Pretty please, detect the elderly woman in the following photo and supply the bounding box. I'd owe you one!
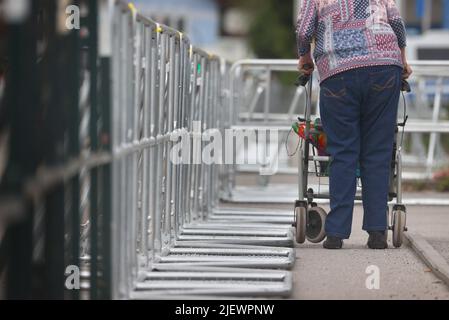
[296,0,412,249]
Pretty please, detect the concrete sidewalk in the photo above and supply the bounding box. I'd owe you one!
[405,205,449,264]
[292,204,449,300]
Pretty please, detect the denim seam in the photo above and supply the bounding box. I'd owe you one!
[325,232,350,239]
[362,226,388,231]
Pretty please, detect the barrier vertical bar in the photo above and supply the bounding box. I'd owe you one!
[148,25,158,264]
[88,0,99,300]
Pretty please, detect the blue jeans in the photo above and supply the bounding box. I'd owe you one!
[319,65,402,239]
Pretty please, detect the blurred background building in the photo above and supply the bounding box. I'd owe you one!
[133,0,253,61]
[134,0,219,46]
[134,0,449,62]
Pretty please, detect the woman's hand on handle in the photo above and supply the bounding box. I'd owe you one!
[401,48,413,79]
[402,63,413,80]
[298,53,315,75]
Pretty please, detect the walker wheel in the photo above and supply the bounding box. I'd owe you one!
[306,207,327,243]
[295,206,307,244]
[392,210,406,248]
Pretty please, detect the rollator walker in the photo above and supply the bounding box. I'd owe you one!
[293,67,409,248]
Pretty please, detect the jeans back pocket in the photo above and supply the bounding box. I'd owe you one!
[369,67,400,92]
[321,75,347,99]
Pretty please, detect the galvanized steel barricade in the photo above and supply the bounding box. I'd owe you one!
[106,1,293,299]
[223,59,449,206]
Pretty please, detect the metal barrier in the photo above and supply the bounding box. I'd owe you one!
[0,0,294,300]
[107,2,293,299]
[223,59,449,205]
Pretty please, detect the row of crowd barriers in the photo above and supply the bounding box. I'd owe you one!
[0,0,295,300]
[109,2,305,299]
[108,2,295,299]
[223,60,449,205]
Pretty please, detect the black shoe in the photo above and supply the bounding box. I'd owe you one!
[367,231,388,249]
[323,236,343,249]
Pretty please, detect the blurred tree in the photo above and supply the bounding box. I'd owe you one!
[229,0,297,84]
[230,0,296,59]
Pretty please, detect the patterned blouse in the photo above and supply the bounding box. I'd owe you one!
[296,0,407,82]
